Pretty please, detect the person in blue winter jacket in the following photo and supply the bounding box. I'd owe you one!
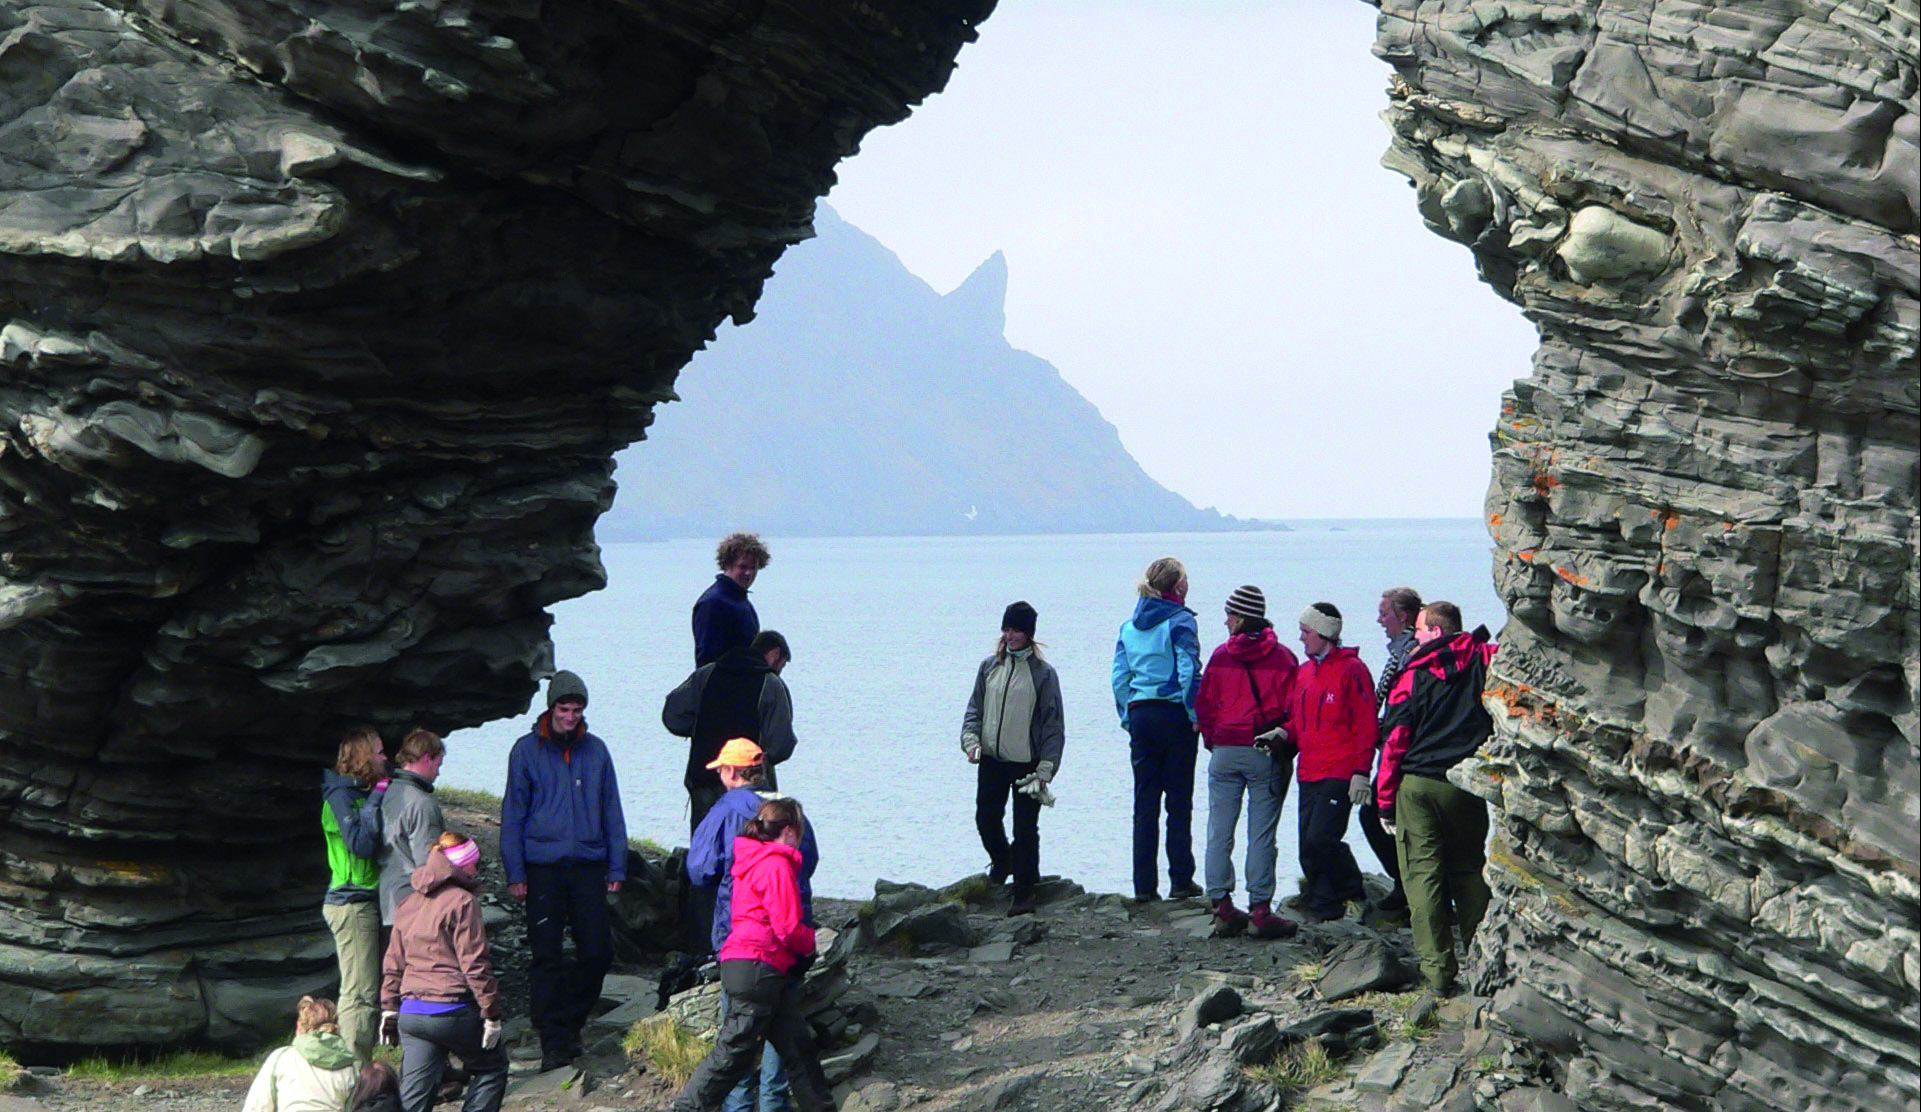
[1111,556,1204,903]
[688,738,819,1112]
[500,670,628,1073]
[693,532,770,666]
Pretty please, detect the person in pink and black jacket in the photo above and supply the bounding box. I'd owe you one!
[1283,601,1378,923]
[674,799,836,1112]
[1376,601,1497,994]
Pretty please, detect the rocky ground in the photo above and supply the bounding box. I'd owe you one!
[9,802,1545,1112]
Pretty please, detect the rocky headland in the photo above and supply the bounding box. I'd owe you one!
[1372,0,1918,1109]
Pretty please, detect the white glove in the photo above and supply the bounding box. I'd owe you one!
[1254,725,1290,750]
[1381,815,1397,838]
[1348,773,1371,807]
[1035,761,1056,783]
[380,1011,399,1048]
[481,1018,501,1049]
[1014,772,1056,807]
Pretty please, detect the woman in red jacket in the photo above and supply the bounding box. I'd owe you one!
[1285,602,1377,923]
[674,799,836,1112]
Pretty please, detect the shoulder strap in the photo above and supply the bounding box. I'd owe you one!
[1242,663,1269,719]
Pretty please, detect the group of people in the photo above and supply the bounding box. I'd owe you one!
[269,532,1497,1112]
[965,556,1499,998]
[1110,557,1496,993]
[287,532,831,1112]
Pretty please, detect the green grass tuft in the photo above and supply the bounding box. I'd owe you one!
[1246,1038,1342,1093]
[628,836,669,858]
[67,1050,261,1080]
[0,1052,22,1089]
[436,785,503,812]
[623,1016,710,1088]
[1292,960,1325,983]
[942,874,995,905]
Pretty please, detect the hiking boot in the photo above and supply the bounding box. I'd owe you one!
[1247,902,1297,940]
[1168,881,1204,900]
[1210,897,1248,938]
[1008,888,1037,916]
[986,863,1011,886]
[1131,890,1160,904]
[1299,903,1346,924]
[1379,887,1408,913]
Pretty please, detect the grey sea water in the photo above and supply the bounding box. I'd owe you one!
[444,521,1504,900]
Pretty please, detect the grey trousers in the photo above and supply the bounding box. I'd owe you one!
[398,1007,509,1112]
[1203,746,1287,905]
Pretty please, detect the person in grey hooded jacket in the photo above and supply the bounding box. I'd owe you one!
[961,601,1065,916]
[378,728,446,928]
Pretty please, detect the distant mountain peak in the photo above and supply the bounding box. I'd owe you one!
[946,250,1008,335]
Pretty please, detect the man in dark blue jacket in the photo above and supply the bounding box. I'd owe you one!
[693,532,770,666]
[501,670,628,1072]
[687,738,818,1112]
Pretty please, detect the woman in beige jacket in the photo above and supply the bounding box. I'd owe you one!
[241,996,356,1112]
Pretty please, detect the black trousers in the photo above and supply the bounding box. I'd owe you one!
[975,757,1041,889]
[674,960,834,1112]
[525,861,613,1050]
[397,1007,508,1112]
[1297,777,1366,917]
[1128,700,1197,897]
[1358,801,1405,898]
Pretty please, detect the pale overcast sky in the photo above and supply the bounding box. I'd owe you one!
[824,1,1541,521]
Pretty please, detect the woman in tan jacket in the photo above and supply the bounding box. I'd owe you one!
[380,831,508,1112]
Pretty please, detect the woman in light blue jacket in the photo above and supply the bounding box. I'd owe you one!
[1111,557,1203,903]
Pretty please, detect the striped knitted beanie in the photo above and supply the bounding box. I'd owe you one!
[1225,585,1266,622]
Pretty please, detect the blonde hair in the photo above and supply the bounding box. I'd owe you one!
[295,995,338,1035]
[334,726,386,787]
[433,831,471,853]
[1137,556,1185,598]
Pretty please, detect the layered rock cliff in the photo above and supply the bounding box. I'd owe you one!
[0,0,989,1053]
[1370,1,1918,1109]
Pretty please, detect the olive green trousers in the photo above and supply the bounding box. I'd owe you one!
[1394,774,1492,991]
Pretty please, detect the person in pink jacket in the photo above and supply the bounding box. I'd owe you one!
[1284,602,1377,922]
[674,799,836,1112]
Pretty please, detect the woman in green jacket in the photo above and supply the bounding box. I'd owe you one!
[322,725,388,1063]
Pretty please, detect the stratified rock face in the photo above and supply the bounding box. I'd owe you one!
[0,0,989,1053]
[1371,2,1918,1109]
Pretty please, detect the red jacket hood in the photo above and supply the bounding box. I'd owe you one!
[1215,627,1290,664]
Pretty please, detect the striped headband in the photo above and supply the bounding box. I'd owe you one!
[441,839,480,871]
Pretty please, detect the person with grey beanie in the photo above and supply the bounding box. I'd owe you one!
[501,670,627,1071]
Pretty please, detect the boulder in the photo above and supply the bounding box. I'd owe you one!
[1181,983,1243,1035]
[1314,938,1414,1001]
